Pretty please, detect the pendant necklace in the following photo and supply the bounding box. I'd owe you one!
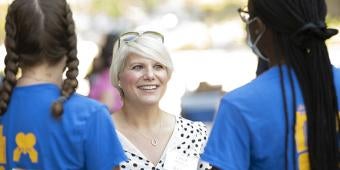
[139,114,162,146]
[127,111,162,147]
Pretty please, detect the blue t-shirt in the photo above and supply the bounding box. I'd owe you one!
[0,84,127,170]
[201,66,340,170]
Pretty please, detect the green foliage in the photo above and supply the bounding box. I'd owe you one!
[89,0,162,18]
[90,0,121,17]
[144,0,159,13]
[198,0,246,22]
[327,0,340,18]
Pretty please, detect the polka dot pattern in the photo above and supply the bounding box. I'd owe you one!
[117,116,211,169]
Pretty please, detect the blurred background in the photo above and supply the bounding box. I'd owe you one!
[0,0,339,123]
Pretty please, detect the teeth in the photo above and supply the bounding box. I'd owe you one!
[139,85,157,90]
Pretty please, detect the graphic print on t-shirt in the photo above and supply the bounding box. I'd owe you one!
[295,105,309,170]
[0,125,6,165]
[13,132,38,163]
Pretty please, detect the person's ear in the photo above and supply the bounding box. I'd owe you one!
[252,18,266,36]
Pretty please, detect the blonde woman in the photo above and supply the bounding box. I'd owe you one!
[110,31,211,170]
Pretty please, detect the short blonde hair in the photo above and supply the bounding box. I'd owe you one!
[109,32,174,89]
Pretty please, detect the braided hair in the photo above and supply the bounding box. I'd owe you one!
[0,0,79,118]
[252,0,339,169]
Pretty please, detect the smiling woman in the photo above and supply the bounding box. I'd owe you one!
[109,31,211,169]
[119,53,169,105]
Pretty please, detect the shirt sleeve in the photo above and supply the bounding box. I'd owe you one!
[83,105,127,170]
[201,98,250,169]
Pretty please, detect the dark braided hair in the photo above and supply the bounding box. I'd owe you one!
[51,2,79,117]
[0,0,79,118]
[0,4,19,115]
[252,0,339,169]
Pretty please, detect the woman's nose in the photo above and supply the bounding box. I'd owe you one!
[143,68,155,80]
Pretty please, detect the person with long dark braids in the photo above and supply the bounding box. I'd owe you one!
[201,0,339,169]
[0,0,126,169]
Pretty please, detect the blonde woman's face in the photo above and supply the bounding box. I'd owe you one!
[119,53,169,105]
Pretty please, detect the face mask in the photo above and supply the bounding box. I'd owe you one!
[246,17,269,62]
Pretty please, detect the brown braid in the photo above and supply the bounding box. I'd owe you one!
[51,3,79,117]
[0,6,19,115]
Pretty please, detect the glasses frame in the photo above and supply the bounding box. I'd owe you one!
[117,31,164,49]
[238,6,250,23]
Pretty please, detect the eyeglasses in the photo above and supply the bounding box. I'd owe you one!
[238,6,250,23]
[117,31,164,49]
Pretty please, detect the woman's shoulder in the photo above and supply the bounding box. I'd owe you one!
[176,116,208,137]
[173,116,209,158]
[177,116,207,127]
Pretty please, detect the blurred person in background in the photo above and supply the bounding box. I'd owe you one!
[110,31,211,170]
[87,32,123,113]
[0,0,126,169]
[202,0,339,169]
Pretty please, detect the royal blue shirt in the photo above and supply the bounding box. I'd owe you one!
[202,66,340,170]
[0,84,127,170]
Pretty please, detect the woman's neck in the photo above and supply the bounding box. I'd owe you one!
[120,104,163,129]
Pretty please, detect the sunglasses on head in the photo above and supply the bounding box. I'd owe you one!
[117,31,164,49]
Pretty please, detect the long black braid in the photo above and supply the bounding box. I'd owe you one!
[253,0,339,169]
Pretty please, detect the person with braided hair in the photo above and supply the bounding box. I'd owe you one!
[0,0,126,169]
[202,0,339,169]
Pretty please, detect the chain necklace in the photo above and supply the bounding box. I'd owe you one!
[139,118,162,146]
[126,111,163,147]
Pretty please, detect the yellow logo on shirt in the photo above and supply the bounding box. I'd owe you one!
[13,132,38,163]
[295,109,340,170]
[295,106,310,170]
[0,125,6,164]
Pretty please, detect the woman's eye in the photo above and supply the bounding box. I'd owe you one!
[131,65,143,70]
[154,64,164,70]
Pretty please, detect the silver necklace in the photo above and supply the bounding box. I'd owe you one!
[139,118,162,146]
[126,112,163,147]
